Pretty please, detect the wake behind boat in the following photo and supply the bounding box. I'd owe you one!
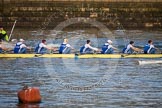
[138,60,162,65]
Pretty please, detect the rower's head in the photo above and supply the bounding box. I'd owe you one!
[63,38,68,43]
[107,40,113,44]
[148,40,153,44]
[130,41,134,45]
[19,39,25,42]
[42,39,46,44]
[87,40,91,44]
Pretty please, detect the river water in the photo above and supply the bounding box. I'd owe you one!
[0,30,162,108]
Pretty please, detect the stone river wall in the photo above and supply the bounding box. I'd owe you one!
[0,0,162,30]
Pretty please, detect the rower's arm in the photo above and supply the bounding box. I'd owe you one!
[45,46,52,50]
[131,46,142,52]
[112,46,118,50]
[0,45,8,50]
[22,44,31,50]
[45,46,58,52]
[154,47,159,50]
[88,45,98,51]
[27,47,32,50]
[67,44,74,50]
[70,46,74,50]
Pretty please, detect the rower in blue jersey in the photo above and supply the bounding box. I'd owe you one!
[14,39,31,54]
[122,41,142,54]
[80,40,99,54]
[101,40,118,54]
[59,38,73,54]
[35,39,55,54]
[144,40,157,54]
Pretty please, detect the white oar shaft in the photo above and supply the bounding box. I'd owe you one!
[9,20,17,41]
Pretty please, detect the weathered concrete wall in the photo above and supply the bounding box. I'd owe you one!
[0,0,162,29]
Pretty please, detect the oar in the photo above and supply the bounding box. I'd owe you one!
[121,54,130,58]
[121,52,138,58]
[156,48,162,54]
[34,54,44,57]
[71,49,80,54]
[9,20,17,41]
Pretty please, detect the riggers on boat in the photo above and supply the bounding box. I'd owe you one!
[0,54,162,58]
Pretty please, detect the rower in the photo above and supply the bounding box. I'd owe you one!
[14,39,30,54]
[101,40,118,54]
[35,39,55,54]
[59,38,74,54]
[80,40,99,54]
[0,26,9,42]
[122,41,142,54]
[0,40,8,53]
[144,40,157,54]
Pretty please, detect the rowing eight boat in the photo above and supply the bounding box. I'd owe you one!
[0,54,162,58]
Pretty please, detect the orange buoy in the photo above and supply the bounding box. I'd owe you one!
[18,85,41,103]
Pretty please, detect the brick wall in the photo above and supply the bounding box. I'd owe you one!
[0,0,162,29]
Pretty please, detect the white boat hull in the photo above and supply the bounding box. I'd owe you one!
[138,60,162,65]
